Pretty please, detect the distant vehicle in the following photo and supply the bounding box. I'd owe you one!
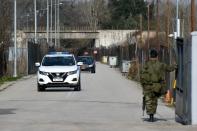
[35,52,83,91]
[77,56,96,73]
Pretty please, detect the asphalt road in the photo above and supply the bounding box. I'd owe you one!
[0,63,196,131]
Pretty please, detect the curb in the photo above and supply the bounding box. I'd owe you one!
[0,75,35,92]
[0,82,15,92]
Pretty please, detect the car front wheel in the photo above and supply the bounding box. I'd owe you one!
[37,83,45,91]
[74,79,81,91]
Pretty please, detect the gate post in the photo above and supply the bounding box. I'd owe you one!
[191,32,197,125]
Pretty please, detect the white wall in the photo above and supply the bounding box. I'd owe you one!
[191,31,197,125]
[95,30,136,47]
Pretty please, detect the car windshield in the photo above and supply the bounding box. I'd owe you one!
[77,57,94,65]
[42,56,75,66]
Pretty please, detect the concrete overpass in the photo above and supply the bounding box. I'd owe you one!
[23,30,136,47]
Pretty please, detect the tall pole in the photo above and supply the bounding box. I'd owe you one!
[14,0,17,77]
[57,0,60,48]
[34,0,37,43]
[147,4,150,50]
[47,0,49,43]
[176,0,180,38]
[55,0,57,47]
[156,0,159,51]
[166,0,170,49]
[191,0,196,32]
[140,14,142,34]
[50,0,53,44]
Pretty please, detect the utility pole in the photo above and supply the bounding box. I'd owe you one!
[57,0,60,48]
[14,0,17,77]
[50,0,53,45]
[47,0,49,43]
[55,0,57,47]
[34,0,37,43]
[191,0,196,32]
[147,4,150,50]
[176,0,180,38]
[140,14,143,34]
[166,0,170,49]
[156,0,159,50]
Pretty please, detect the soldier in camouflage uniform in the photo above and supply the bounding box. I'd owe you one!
[140,49,176,122]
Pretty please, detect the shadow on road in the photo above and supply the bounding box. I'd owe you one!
[43,88,75,92]
[142,117,168,122]
[0,108,17,115]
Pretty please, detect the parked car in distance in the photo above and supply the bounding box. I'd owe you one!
[35,52,82,91]
[77,56,96,73]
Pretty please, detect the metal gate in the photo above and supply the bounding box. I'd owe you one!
[175,38,192,125]
[28,42,41,74]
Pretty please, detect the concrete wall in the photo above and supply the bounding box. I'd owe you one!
[95,30,135,47]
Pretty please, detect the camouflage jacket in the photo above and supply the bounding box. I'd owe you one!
[140,60,176,94]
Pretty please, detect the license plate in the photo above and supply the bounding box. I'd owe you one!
[53,78,63,82]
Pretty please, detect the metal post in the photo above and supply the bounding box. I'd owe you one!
[50,0,53,44]
[14,0,17,77]
[34,0,37,43]
[176,0,180,38]
[191,0,196,32]
[26,13,29,30]
[156,0,159,50]
[57,0,60,48]
[55,0,57,47]
[147,4,150,50]
[47,0,49,43]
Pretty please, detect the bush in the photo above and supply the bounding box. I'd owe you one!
[128,60,140,81]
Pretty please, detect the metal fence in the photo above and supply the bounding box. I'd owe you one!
[28,41,48,74]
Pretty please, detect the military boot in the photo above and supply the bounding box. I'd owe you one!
[149,114,154,122]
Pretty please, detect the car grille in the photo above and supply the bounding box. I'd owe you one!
[47,72,67,82]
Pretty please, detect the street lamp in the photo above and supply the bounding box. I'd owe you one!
[47,0,49,43]
[14,0,17,77]
[34,0,37,44]
[47,0,63,47]
[176,0,180,38]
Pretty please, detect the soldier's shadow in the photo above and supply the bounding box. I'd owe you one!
[142,117,167,122]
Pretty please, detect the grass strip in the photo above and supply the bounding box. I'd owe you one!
[0,76,21,85]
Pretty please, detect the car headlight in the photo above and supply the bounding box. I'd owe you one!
[39,71,49,75]
[67,70,78,75]
[89,64,94,67]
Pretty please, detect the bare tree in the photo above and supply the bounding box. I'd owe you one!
[81,0,110,30]
[0,0,12,75]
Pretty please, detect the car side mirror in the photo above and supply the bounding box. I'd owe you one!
[77,62,83,66]
[35,62,40,67]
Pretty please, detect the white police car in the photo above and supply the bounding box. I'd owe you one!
[35,52,83,91]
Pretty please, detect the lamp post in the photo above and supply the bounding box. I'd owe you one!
[47,0,49,43]
[57,0,60,48]
[14,0,17,77]
[55,0,57,47]
[34,0,37,43]
[147,4,150,50]
[50,0,53,45]
[48,0,62,47]
[176,0,180,38]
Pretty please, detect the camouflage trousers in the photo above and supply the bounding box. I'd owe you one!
[144,93,158,115]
